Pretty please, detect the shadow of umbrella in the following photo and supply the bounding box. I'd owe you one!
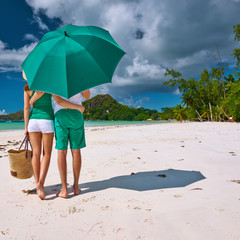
[79,169,206,195]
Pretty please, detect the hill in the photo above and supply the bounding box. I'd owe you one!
[0,111,24,121]
[82,94,159,121]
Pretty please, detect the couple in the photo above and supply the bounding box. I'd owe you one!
[23,71,90,200]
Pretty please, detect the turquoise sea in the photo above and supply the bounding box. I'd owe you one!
[0,120,168,131]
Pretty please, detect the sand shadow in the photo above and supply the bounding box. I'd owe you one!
[23,169,205,199]
[79,169,206,195]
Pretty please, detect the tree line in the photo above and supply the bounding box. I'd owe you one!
[160,24,240,122]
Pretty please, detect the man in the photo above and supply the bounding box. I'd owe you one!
[52,90,90,198]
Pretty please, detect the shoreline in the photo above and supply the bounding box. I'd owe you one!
[0,120,237,131]
[0,120,174,132]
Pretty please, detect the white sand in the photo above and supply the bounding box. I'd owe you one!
[0,122,240,240]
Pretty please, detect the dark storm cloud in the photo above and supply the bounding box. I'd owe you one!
[158,0,239,60]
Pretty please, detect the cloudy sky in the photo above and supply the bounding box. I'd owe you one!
[1,0,240,114]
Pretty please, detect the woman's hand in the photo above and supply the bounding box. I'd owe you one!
[24,128,28,136]
[78,105,85,113]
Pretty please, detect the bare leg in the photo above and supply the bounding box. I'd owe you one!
[57,150,68,198]
[37,133,54,200]
[71,149,81,195]
[29,132,42,191]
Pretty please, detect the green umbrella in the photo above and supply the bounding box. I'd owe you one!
[21,24,125,98]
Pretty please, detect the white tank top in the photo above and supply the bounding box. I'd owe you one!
[52,93,82,114]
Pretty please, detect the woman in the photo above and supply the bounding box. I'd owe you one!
[24,72,54,200]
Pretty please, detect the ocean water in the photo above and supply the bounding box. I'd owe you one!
[0,120,167,131]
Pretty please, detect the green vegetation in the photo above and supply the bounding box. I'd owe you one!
[82,94,160,121]
[161,24,240,122]
[0,111,24,121]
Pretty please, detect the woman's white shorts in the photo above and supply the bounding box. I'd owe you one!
[28,119,54,133]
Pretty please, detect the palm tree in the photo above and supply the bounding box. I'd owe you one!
[173,105,188,122]
[200,105,211,121]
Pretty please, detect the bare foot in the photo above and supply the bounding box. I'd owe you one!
[56,188,68,198]
[72,184,81,195]
[37,183,45,200]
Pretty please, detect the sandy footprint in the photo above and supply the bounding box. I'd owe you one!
[144,218,153,224]
[174,194,182,198]
[215,207,224,212]
[127,204,142,210]
[113,227,124,233]
[228,233,240,239]
[229,151,237,156]
[0,229,9,236]
[60,213,67,218]
[134,206,141,210]
[84,222,104,238]
[104,163,112,167]
[82,195,96,203]
[68,206,85,214]
[230,180,240,184]
[100,205,109,211]
[88,169,96,174]
[22,189,36,195]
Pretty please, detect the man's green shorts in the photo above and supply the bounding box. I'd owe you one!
[54,109,86,150]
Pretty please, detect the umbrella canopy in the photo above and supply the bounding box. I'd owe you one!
[21,24,125,98]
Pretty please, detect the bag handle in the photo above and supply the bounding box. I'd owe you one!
[19,134,32,158]
[19,135,27,150]
[24,135,32,151]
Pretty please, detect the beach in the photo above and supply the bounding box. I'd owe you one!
[0,122,240,240]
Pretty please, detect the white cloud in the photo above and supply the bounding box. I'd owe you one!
[32,14,49,31]
[173,88,181,96]
[0,109,7,115]
[87,84,111,97]
[0,40,37,73]
[127,56,165,80]
[118,95,150,108]
[23,34,39,42]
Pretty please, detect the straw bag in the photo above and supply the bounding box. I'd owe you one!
[8,135,33,179]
